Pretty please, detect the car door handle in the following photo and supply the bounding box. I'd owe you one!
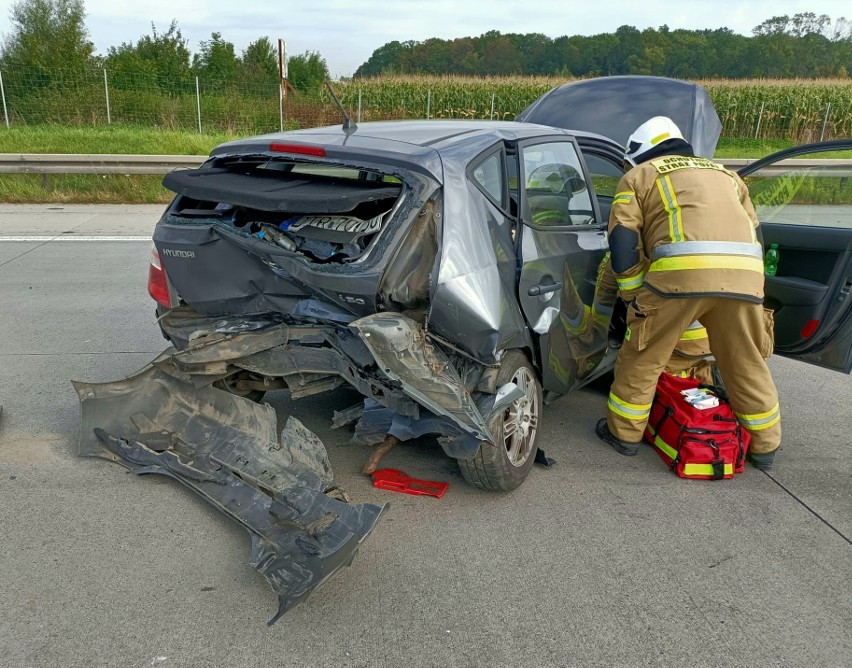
[528,282,562,296]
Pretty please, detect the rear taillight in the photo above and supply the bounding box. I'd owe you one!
[148,244,172,308]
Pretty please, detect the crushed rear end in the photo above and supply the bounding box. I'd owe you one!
[74,129,514,621]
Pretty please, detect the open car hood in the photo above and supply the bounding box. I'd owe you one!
[517,75,722,158]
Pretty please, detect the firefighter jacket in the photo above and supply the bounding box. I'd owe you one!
[608,155,764,303]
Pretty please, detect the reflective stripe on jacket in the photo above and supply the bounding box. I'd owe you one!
[608,155,764,301]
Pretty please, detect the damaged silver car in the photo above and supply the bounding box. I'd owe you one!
[76,76,852,622]
[146,121,629,489]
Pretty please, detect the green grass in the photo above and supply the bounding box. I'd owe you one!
[0,125,240,203]
[0,174,173,204]
[0,125,236,155]
[1,125,836,158]
[715,138,852,159]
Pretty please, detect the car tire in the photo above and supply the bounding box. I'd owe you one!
[213,372,266,403]
[458,350,542,492]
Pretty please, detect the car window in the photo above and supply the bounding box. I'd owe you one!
[743,149,852,228]
[582,153,625,224]
[268,163,400,183]
[583,154,624,199]
[522,141,594,227]
[470,151,504,206]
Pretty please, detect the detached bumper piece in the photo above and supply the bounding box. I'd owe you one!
[73,365,385,625]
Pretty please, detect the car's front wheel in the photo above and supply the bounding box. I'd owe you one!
[458,351,542,492]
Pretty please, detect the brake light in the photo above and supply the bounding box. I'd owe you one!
[269,142,326,157]
[148,244,172,308]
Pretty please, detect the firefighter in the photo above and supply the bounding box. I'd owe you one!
[596,116,781,470]
[665,321,717,385]
[596,254,717,384]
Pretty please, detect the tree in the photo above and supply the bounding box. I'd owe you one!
[241,37,277,80]
[287,50,329,93]
[1,0,94,75]
[354,40,410,77]
[104,21,192,91]
[752,15,790,37]
[352,15,850,79]
[477,31,521,75]
[193,31,238,83]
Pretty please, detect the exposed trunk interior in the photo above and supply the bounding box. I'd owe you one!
[163,158,404,264]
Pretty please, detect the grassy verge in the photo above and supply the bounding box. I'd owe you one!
[0,125,235,155]
[0,126,845,204]
[0,174,172,204]
[0,125,235,203]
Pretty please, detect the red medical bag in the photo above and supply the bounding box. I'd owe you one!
[644,373,750,480]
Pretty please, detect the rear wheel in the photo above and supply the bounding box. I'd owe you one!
[458,351,542,492]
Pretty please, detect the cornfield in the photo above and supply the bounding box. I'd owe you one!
[1,65,850,140]
[700,79,852,141]
[327,76,852,141]
[330,76,559,122]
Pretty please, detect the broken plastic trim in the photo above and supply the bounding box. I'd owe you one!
[350,313,495,443]
[73,364,385,624]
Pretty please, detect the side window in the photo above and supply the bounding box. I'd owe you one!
[583,153,626,224]
[583,154,625,199]
[744,151,852,227]
[522,141,594,227]
[470,151,505,207]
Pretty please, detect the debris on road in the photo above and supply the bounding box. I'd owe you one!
[370,468,449,498]
[73,357,386,625]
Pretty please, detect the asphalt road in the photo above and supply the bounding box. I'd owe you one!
[1,205,850,668]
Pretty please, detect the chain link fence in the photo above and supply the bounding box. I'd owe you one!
[1,66,850,141]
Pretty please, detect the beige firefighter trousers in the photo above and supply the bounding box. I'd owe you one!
[607,288,781,454]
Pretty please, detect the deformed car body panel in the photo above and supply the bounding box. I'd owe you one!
[350,313,494,444]
[73,363,385,624]
[428,130,536,362]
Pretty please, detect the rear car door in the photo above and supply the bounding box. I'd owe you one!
[739,140,852,373]
[515,137,610,395]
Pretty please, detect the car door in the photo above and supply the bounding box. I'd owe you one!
[739,140,852,373]
[515,137,610,396]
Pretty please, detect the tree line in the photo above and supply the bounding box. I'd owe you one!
[355,14,852,79]
[0,0,330,93]
[2,1,849,94]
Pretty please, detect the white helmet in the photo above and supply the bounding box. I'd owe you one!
[624,116,685,166]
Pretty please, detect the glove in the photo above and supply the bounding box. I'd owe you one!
[608,297,628,349]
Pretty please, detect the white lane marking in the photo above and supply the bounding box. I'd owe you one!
[0,236,151,241]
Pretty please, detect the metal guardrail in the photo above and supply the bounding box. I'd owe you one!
[0,153,204,175]
[0,154,849,180]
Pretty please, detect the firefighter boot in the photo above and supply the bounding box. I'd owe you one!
[746,449,777,471]
[596,418,641,456]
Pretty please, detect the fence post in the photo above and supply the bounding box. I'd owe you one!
[103,68,111,125]
[195,76,202,132]
[426,89,431,119]
[490,94,495,121]
[0,69,8,128]
[820,102,831,141]
[357,88,362,123]
[754,101,764,139]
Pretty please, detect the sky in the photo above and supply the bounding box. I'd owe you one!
[1,0,849,77]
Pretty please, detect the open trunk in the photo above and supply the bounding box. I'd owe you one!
[156,155,437,321]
